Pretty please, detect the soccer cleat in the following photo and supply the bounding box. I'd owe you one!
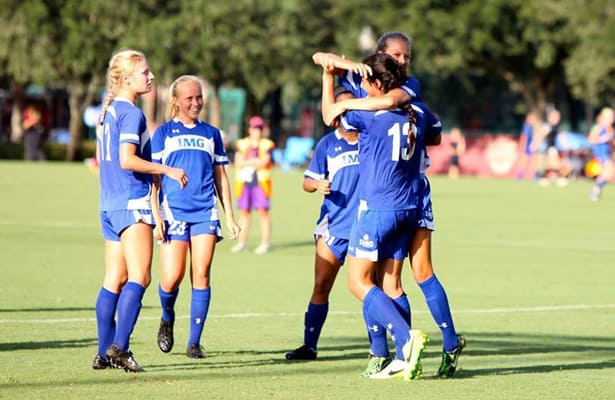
[105,344,145,373]
[438,334,466,378]
[231,242,248,253]
[92,354,111,370]
[369,359,410,380]
[590,187,601,202]
[186,343,205,359]
[254,243,270,255]
[401,329,429,380]
[285,344,317,360]
[361,354,392,377]
[157,319,174,353]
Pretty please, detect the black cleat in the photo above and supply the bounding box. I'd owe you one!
[438,334,466,378]
[157,319,174,353]
[285,344,317,360]
[186,343,205,359]
[105,343,145,373]
[92,354,111,370]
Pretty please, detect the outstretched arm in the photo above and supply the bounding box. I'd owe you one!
[312,52,372,78]
[335,88,410,111]
[120,142,188,189]
[303,177,331,195]
[321,67,338,126]
[329,87,413,127]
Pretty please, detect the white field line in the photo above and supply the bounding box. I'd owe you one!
[1,303,614,324]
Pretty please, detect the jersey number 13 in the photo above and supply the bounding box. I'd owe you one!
[388,122,417,161]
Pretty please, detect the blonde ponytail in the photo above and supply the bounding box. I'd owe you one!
[98,49,146,126]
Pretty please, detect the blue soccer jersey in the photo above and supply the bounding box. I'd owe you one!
[340,69,435,183]
[98,98,153,211]
[339,71,422,102]
[420,102,442,164]
[151,118,229,223]
[341,107,425,211]
[592,125,612,163]
[304,129,360,240]
[521,122,535,155]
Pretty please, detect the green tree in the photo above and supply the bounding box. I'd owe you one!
[0,0,56,142]
[0,0,180,159]
[556,0,615,124]
[136,0,335,140]
[403,0,575,120]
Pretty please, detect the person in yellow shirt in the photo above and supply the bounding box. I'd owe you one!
[232,116,275,254]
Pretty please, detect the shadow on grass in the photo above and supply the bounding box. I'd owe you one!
[0,305,157,313]
[3,331,615,390]
[456,359,615,378]
[455,331,615,357]
[146,330,615,375]
[147,339,370,373]
[2,330,614,384]
[0,337,97,352]
[424,331,615,379]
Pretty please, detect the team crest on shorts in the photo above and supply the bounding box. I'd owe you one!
[359,234,374,248]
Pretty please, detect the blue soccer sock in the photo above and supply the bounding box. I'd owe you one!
[419,274,458,351]
[393,293,411,325]
[303,302,328,350]
[95,287,119,356]
[188,287,211,346]
[362,303,389,357]
[596,178,607,188]
[362,293,411,357]
[363,287,410,360]
[113,281,145,351]
[158,284,179,322]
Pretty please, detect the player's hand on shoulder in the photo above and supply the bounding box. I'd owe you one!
[351,62,372,78]
[165,166,188,189]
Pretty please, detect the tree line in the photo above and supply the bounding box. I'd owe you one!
[1,0,613,160]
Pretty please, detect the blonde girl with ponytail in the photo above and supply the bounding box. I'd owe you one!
[93,50,187,373]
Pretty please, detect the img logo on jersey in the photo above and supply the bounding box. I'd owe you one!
[167,134,214,154]
[342,152,359,165]
[178,136,206,148]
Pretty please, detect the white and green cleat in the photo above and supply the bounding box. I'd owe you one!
[401,329,429,380]
[368,359,410,380]
[361,355,392,378]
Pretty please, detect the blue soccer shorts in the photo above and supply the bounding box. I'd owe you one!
[100,209,154,241]
[348,208,417,262]
[163,219,223,243]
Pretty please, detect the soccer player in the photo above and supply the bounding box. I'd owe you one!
[314,31,465,379]
[535,108,571,186]
[588,107,615,201]
[93,49,187,372]
[447,127,466,179]
[515,111,539,181]
[231,116,275,255]
[152,75,240,359]
[321,53,430,380]
[285,86,359,361]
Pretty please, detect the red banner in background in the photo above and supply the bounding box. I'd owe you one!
[427,134,520,178]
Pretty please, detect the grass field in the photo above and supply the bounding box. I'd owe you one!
[1,160,614,400]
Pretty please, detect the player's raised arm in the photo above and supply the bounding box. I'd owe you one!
[320,66,338,126]
[312,52,372,78]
